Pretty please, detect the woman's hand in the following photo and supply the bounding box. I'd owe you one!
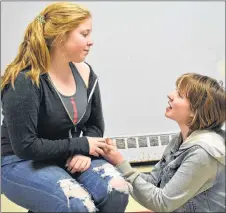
[101,138,125,166]
[66,154,91,174]
[86,137,107,157]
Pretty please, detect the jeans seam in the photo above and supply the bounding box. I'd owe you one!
[2,174,68,208]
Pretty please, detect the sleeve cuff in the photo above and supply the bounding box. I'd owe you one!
[116,160,140,183]
[70,136,90,156]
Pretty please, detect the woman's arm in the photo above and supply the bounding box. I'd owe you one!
[139,160,162,186]
[116,148,217,212]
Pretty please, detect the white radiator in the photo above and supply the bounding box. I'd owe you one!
[110,132,179,163]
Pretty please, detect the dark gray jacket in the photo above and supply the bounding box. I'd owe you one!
[1,62,104,160]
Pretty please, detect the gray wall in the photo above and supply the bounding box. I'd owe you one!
[1,1,225,136]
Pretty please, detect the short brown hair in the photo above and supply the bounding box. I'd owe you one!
[176,73,226,132]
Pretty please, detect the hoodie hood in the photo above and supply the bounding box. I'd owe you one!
[179,129,225,165]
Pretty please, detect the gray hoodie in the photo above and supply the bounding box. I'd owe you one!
[116,129,225,212]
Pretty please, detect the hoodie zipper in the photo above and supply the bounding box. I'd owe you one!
[47,75,98,138]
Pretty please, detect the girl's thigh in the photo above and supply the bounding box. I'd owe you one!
[1,156,96,212]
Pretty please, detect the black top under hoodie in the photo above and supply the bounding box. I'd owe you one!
[1,62,105,161]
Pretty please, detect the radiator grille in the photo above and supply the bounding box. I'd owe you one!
[110,132,179,163]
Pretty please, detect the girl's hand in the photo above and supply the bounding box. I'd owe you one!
[101,138,125,166]
[66,154,91,173]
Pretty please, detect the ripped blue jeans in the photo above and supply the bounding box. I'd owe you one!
[1,155,129,212]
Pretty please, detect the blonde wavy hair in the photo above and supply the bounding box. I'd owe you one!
[176,73,226,132]
[1,2,91,89]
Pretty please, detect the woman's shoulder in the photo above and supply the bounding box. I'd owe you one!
[2,68,43,97]
[83,62,98,79]
[72,61,97,78]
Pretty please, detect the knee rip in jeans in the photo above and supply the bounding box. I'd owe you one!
[92,163,129,194]
[58,179,97,212]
